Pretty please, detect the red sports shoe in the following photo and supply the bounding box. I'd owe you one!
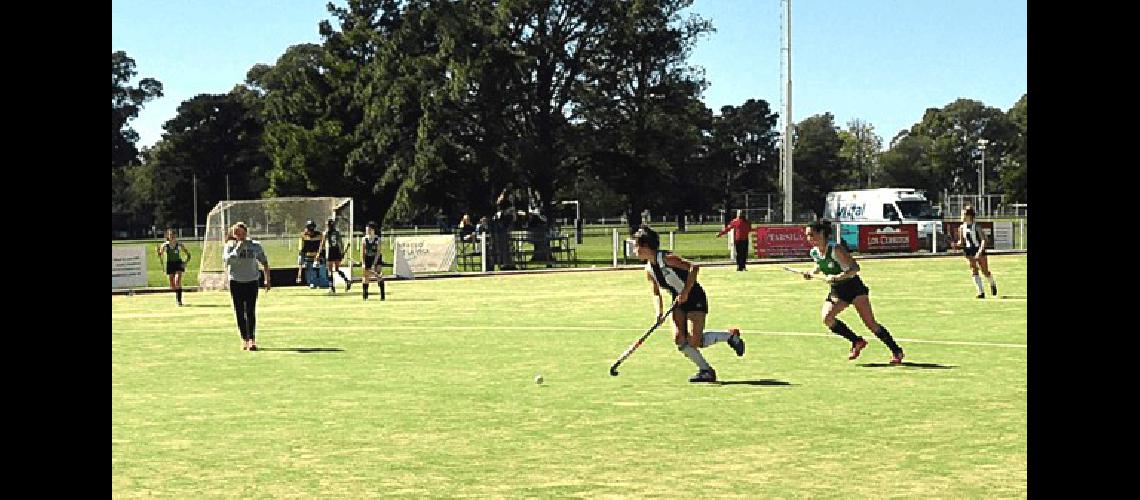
[848,338,868,360]
[890,350,905,365]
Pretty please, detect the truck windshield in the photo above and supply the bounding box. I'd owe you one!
[896,200,937,219]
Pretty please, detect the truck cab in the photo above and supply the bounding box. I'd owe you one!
[824,188,944,251]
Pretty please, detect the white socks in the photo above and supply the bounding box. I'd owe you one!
[679,345,711,370]
[973,275,985,294]
[701,331,732,348]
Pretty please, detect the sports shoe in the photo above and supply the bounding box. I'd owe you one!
[727,328,745,357]
[976,293,984,299]
[346,280,352,291]
[241,340,249,351]
[849,338,868,360]
[889,350,905,365]
[689,368,717,383]
[248,342,258,352]
[991,285,998,296]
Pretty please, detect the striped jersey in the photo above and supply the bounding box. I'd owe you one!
[299,231,322,258]
[646,251,703,297]
[960,223,985,249]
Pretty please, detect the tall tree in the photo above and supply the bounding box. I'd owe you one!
[576,0,713,232]
[838,118,882,188]
[112,51,164,169]
[879,133,939,194]
[701,98,780,217]
[155,90,268,227]
[792,112,851,217]
[112,51,164,229]
[1001,93,1027,202]
[905,99,1016,196]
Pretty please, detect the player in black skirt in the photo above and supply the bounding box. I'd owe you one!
[157,229,191,306]
[360,221,385,300]
[954,206,998,299]
[801,220,905,364]
[320,218,352,294]
[633,226,745,383]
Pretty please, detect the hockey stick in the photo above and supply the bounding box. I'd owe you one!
[609,300,680,377]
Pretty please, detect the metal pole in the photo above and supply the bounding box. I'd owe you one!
[782,0,794,223]
[225,173,231,201]
[480,232,487,272]
[612,228,619,267]
[729,228,736,261]
[670,231,675,250]
[977,139,988,217]
[192,173,198,238]
[1019,217,1025,250]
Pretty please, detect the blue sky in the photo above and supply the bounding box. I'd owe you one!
[112,0,1026,150]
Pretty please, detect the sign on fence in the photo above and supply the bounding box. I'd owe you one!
[393,235,457,279]
[112,247,148,288]
[992,222,1014,250]
[858,224,919,253]
[754,226,812,258]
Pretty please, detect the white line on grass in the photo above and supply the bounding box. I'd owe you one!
[133,324,1024,349]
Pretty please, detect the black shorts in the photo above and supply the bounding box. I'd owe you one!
[166,261,186,275]
[364,255,383,268]
[327,248,344,262]
[674,286,710,314]
[963,247,982,258]
[827,276,870,304]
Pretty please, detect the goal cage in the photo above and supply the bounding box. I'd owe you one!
[198,197,354,290]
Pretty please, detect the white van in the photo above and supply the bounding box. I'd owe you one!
[823,188,943,250]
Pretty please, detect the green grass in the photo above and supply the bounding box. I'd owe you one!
[112,254,1027,498]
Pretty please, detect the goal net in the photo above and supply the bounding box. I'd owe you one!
[198,197,353,290]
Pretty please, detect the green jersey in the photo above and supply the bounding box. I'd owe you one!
[809,243,845,276]
[162,241,185,264]
[363,235,380,257]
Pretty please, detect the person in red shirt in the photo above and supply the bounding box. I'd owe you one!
[717,210,752,271]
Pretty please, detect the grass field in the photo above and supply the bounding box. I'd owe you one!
[112,254,1027,498]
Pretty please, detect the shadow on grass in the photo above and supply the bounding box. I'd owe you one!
[255,347,345,353]
[712,379,793,386]
[181,304,228,308]
[858,362,955,369]
[999,295,1027,299]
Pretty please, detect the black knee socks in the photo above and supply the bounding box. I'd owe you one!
[829,320,862,343]
[875,325,902,354]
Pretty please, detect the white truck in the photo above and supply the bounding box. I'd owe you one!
[823,188,944,251]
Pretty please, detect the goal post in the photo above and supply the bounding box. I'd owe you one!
[198,197,354,290]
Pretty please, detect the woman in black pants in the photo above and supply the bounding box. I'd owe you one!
[223,222,271,351]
